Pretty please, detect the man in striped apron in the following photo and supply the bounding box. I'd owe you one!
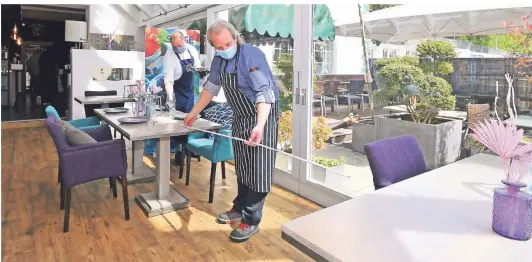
[184,20,279,242]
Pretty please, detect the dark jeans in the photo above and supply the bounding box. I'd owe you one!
[233,181,268,225]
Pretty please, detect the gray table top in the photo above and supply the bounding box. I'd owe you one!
[94,109,221,141]
[282,154,531,262]
[74,96,136,105]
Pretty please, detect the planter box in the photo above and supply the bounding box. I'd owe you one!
[312,165,346,190]
[351,113,463,169]
[351,121,376,153]
[276,153,292,171]
[373,114,463,169]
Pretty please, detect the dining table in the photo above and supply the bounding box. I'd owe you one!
[74,95,135,107]
[94,108,221,217]
[282,153,531,262]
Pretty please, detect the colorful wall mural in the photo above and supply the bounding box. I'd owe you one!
[144,28,201,155]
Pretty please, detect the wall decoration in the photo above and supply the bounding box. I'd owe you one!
[144,27,201,155]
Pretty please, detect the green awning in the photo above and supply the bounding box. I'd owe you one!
[229,4,335,41]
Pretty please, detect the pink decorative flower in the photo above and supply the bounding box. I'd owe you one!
[152,86,161,94]
[471,73,532,184]
[471,119,522,159]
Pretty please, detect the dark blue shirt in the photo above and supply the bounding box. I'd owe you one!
[203,43,279,104]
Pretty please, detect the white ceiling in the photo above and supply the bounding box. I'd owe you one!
[135,4,215,27]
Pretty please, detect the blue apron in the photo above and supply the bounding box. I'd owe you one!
[174,48,195,113]
[144,47,196,156]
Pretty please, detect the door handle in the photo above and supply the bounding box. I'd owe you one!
[295,70,301,104]
[301,89,307,106]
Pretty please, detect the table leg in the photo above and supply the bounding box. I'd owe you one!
[135,137,190,217]
[126,140,156,184]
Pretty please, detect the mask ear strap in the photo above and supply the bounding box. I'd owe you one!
[233,43,240,73]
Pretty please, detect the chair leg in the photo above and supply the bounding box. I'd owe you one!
[60,181,65,210]
[209,163,217,203]
[221,161,226,180]
[63,187,72,233]
[186,150,192,186]
[121,176,130,220]
[110,177,117,198]
[179,147,186,179]
[114,129,117,139]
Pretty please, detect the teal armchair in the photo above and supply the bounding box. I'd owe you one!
[185,129,234,203]
[45,105,102,131]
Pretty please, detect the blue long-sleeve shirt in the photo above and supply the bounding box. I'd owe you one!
[203,44,279,104]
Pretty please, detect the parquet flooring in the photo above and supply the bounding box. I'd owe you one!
[1,123,321,262]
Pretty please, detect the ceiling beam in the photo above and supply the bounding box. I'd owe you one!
[117,4,140,24]
[140,4,215,27]
[158,4,168,13]
[134,4,151,17]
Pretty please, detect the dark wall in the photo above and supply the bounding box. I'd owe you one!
[20,19,65,43]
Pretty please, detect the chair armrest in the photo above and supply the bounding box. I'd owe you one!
[59,139,127,188]
[69,116,101,128]
[82,124,113,142]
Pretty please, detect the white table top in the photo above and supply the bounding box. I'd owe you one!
[94,109,221,141]
[282,153,531,262]
[74,95,135,105]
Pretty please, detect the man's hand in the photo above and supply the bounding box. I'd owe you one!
[246,125,264,147]
[183,113,198,127]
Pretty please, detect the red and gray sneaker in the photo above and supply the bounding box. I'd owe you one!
[216,209,242,224]
[230,223,260,242]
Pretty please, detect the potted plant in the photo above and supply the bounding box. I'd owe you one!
[312,156,346,188]
[275,113,341,174]
[471,74,532,241]
[276,111,293,171]
[352,41,462,169]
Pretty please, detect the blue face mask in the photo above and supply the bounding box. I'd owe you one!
[216,44,237,60]
[173,46,186,54]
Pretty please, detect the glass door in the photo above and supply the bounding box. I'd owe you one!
[203,4,350,207]
[290,4,350,206]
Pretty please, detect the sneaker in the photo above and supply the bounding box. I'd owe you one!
[216,209,242,224]
[230,223,259,242]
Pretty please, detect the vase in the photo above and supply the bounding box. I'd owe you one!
[492,179,532,241]
[134,99,145,116]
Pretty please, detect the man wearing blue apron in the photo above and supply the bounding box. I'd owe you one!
[163,31,202,164]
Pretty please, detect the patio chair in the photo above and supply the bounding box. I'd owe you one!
[185,129,234,203]
[45,105,101,131]
[314,80,338,116]
[340,80,368,112]
[84,90,125,138]
[44,116,130,232]
[364,135,427,190]
[323,80,340,116]
[460,104,490,158]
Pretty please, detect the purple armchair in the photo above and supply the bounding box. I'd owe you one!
[364,135,427,190]
[44,117,130,232]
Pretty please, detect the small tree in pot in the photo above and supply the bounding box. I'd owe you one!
[375,62,456,123]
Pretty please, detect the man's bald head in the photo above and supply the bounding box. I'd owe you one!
[170,31,185,47]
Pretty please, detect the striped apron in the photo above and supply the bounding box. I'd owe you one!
[218,45,278,193]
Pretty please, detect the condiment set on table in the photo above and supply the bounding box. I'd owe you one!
[103,80,164,124]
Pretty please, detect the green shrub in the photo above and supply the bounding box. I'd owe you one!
[313,156,346,167]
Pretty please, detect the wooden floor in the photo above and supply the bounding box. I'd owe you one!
[1,123,321,262]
